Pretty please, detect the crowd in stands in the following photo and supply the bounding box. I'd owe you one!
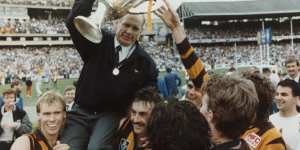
[0,44,185,84]
[1,42,296,82]
[187,21,300,40]
[0,46,82,85]
[187,28,257,40]
[195,43,300,69]
[142,41,184,71]
[0,42,298,82]
[144,42,300,71]
[1,16,300,39]
[29,18,68,34]
[0,18,68,34]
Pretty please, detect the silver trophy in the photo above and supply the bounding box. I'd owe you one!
[74,0,163,43]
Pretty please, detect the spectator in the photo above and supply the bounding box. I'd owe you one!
[10,80,24,110]
[34,67,43,97]
[0,89,32,150]
[0,80,24,110]
[25,76,33,97]
[164,67,181,99]
[63,86,76,111]
[226,63,237,75]
[263,67,280,91]
[269,79,300,150]
[157,77,168,99]
[284,56,300,83]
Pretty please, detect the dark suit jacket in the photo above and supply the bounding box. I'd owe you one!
[66,0,158,114]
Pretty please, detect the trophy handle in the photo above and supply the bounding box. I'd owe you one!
[74,1,109,43]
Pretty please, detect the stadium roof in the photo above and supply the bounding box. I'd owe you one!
[178,0,300,20]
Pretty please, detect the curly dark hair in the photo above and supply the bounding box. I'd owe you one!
[241,71,275,125]
[133,86,163,104]
[147,101,211,150]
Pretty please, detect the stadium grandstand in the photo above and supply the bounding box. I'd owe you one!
[177,0,300,70]
[1,1,300,149]
[0,0,300,79]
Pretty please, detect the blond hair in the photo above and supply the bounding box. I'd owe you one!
[36,91,66,113]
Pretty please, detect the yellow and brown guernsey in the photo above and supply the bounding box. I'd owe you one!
[176,38,209,88]
[27,130,52,150]
[113,118,135,150]
[242,122,286,150]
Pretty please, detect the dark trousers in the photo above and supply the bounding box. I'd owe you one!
[0,141,13,150]
[61,106,121,150]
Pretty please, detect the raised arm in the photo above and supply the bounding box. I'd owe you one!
[155,0,209,89]
[65,0,98,61]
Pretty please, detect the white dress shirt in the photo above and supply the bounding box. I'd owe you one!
[114,37,135,63]
[66,101,75,111]
[284,73,300,83]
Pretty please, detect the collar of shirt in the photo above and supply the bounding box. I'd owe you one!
[67,101,74,111]
[114,37,136,63]
[285,73,300,83]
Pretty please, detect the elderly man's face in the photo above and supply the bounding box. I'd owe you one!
[116,15,143,46]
